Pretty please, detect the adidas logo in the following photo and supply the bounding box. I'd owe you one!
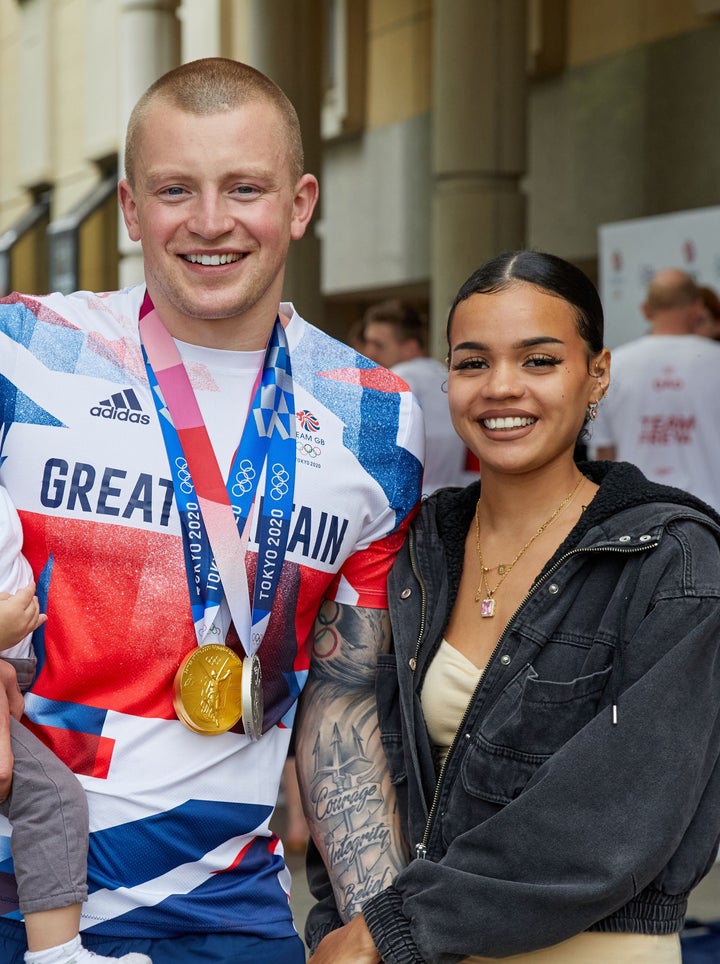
[90,388,151,425]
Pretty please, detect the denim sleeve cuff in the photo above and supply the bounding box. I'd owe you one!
[363,886,423,964]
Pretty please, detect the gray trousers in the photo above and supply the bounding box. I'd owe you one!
[0,717,88,914]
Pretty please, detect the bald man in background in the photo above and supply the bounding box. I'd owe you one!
[591,268,720,512]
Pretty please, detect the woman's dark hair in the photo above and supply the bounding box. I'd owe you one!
[447,250,604,356]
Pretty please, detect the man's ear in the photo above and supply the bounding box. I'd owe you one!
[118,179,141,243]
[290,174,319,241]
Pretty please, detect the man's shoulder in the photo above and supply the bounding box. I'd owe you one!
[0,285,144,331]
[290,310,412,397]
[288,309,423,498]
[609,334,687,369]
[609,334,652,356]
[685,334,720,356]
[617,333,720,366]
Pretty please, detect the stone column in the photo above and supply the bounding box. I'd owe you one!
[430,0,527,357]
[118,0,181,287]
[179,0,222,62]
[248,0,324,326]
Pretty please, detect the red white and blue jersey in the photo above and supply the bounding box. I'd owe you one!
[0,287,423,938]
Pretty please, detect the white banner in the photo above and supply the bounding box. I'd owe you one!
[598,206,720,348]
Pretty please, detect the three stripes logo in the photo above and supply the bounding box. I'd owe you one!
[90,388,150,425]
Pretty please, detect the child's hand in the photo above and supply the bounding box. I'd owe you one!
[0,582,47,650]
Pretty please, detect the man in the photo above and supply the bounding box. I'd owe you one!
[591,267,720,512]
[363,299,475,495]
[0,58,422,963]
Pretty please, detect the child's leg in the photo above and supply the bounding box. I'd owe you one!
[1,718,88,948]
[23,905,82,953]
[2,722,153,963]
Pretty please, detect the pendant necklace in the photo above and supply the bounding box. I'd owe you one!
[474,473,584,618]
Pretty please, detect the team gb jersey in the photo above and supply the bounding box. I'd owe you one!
[0,286,423,939]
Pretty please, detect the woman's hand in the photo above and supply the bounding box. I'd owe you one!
[308,914,382,964]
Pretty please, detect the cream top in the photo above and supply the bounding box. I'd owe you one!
[421,638,483,766]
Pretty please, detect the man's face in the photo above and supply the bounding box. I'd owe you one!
[118,100,318,348]
[363,321,407,368]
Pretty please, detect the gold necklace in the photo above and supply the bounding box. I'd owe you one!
[474,473,584,618]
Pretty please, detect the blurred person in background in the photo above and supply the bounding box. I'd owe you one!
[591,268,720,512]
[696,284,720,341]
[363,298,477,496]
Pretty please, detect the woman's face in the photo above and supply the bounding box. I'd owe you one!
[447,282,609,478]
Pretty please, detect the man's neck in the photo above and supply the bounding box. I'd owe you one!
[147,296,283,351]
[170,318,275,351]
[650,315,695,336]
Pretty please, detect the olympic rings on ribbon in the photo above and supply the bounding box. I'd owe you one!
[231,459,257,497]
[270,463,290,500]
[175,457,195,494]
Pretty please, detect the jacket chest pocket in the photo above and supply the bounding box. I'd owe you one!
[460,662,612,806]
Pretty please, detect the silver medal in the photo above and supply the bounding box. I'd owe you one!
[242,653,264,741]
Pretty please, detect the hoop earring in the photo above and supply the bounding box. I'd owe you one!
[587,400,599,422]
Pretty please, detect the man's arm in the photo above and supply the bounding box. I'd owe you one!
[295,599,409,927]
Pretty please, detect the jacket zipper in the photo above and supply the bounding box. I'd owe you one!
[412,539,657,860]
[407,526,427,672]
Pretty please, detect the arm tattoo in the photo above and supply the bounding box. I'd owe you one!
[296,600,409,921]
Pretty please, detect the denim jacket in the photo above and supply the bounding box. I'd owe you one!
[306,461,720,962]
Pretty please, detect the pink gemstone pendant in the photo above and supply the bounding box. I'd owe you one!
[480,597,496,618]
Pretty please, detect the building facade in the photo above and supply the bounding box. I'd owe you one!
[1,0,719,352]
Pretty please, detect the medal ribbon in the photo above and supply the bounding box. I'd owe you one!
[138,293,296,657]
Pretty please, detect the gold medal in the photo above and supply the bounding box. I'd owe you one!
[241,653,264,742]
[173,644,243,735]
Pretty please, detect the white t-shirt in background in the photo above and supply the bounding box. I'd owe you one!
[590,334,720,512]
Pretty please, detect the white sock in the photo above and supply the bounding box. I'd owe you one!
[24,936,153,964]
[25,935,82,963]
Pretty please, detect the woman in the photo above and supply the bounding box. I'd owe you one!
[308,251,720,962]
[697,284,720,341]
